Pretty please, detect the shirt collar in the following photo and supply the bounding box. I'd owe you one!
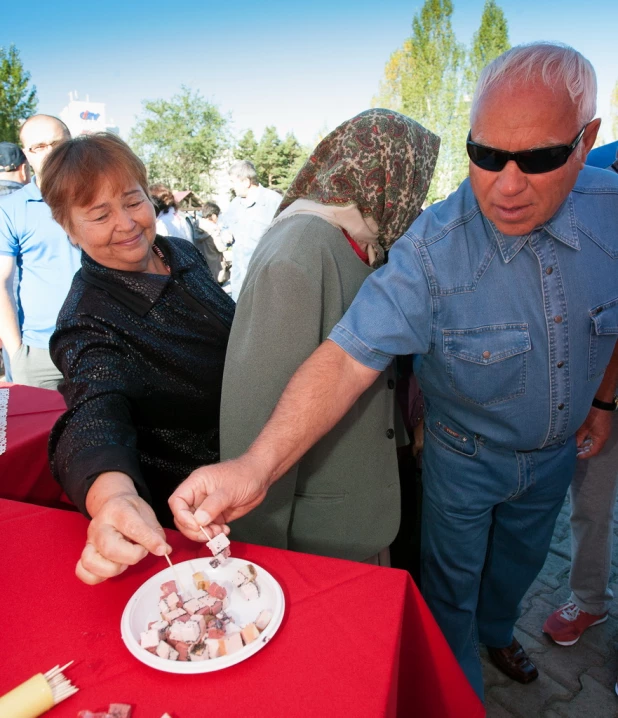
[80,236,194,317]
[487,194,580,263]
[23,179,43,202]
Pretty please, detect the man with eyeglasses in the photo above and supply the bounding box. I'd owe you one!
[0,115,81,389]
[169,43,618,701]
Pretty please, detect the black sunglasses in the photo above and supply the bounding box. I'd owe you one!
[466,125,587,174]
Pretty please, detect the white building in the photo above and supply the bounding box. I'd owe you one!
[59,92,119,137]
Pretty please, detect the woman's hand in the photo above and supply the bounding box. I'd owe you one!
[169,455,270,542]
[77,473,171,585]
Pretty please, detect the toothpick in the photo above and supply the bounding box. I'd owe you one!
[164,551,187,596]
[199,525,212,542]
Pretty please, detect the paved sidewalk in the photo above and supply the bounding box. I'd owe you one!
[483,494,618,717]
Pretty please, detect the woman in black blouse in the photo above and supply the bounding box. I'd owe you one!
[41,133,234,585]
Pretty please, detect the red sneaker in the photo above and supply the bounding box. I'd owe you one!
[542,602,608,646]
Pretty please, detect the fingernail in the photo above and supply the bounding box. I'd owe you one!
[155,545,168,556]
[194,510,210,526]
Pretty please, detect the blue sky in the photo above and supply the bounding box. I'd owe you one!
[2,0,617,145]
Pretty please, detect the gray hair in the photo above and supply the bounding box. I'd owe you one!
[229,159,258,185]
[471,42,597,127]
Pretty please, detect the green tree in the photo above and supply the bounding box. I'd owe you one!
[278,132,309,189]
[249,127,309,192]
[0,45,37,143]
[467,0,510,88]
[373,0,510,202]
[129,86,229,196]
[235,129,258,163]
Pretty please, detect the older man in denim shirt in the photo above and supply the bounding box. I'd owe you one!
[170,43,618,701]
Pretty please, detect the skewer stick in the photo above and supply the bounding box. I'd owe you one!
[164,551,188,596]
[199,525,213,542]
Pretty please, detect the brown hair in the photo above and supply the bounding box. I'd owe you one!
[40,132,150,231]
[149,183,177,211]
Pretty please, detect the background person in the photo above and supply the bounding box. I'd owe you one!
[194,201,231,285]
[220,109,439,562]
[0,115,80,390]
[169,43,618,700]
[41,133,234,585]
[219,160,281,300]
[542,144,618,646]
[149,182,194,242]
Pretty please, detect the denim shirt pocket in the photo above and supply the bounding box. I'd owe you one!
[443,323,531,406]
[588,298,618,380]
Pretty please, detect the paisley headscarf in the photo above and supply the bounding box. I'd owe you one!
[272,108,440,267]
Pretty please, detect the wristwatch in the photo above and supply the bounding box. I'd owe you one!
[591,396,618,411]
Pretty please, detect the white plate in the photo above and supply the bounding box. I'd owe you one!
[121,557,285,673]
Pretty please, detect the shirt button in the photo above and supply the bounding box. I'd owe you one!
[482,350,491,359]
[387,379,395,389]
[554,315,563,323]
[386,428,395,439]
[558,403,565,410]
[545,266,553,275]
[557,361,564,368]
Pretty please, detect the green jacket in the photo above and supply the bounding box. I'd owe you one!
[220,215,401,561]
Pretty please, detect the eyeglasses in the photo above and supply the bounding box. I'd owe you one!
[466,125,587,174]
[26,139,64,154]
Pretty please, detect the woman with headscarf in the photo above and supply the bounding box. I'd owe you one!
[207,109,439,562]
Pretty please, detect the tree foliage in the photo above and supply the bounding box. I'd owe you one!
[373,0,509,203]
[129,86,230,196]
[235,126,309,192]
[0,45,37,143]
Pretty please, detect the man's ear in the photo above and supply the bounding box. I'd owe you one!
[582,118,602,159]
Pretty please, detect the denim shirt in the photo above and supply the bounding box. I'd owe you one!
[330,167,618,452]
[219,185,281,300]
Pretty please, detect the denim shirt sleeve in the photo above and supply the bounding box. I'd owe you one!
[329,234,433,371]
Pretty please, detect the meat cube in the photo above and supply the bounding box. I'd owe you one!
[161,607,187,622]
[192,572,209,591]
[156,641,179,661]
[255,609,273,631]
[160,580,178,597]
[193,589,207,599]
[189,640,209,661]
[215,610,233,625]
[220,632,244,655]
[183,597,201,615]
[77,712,109,718]
[209,558,220,569]
[164,591,181,610]
[207,582,227,600]
[240,581,260,601]
[204,638,220,659]
[147,620,169,639]
[190,614,206,633]
[169,620,201,643]
[140,629,160,651]
[207,627,225,639]
[108,706,132,718]
[206,533,230,556]
[241,623,260,645]
[169,640,190,661]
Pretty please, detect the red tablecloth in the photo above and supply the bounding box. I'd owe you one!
[0,383,73,508]
[1,499,484,718]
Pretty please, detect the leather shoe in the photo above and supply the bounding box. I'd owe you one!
[486,638,539,684]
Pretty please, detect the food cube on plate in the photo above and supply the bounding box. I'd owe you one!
[209,558,220,569]
[183,597,202,615]
[255,609,273,631]
[164,591,181,609]
[240,581,260,601]
[220,632,244,655]
[140,629,160,651]
[156,641,179,661]
[160,580,178,597]
[241,623,260,645]
[189,641,209,661]
[193,571,209,591]
[161,606,187,622]
[206,533,230,556]
[233,563,258,587]
[204,638,220,659]
[169,619,201,643]
[207,582,227,600]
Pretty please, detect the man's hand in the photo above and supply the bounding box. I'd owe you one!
[169,455,269,541]
[576,407,613,459]
[76,493,171,585]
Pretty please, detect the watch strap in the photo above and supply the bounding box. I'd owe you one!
[592,396,618,411]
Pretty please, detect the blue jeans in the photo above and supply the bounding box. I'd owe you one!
[421,419,576,700]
